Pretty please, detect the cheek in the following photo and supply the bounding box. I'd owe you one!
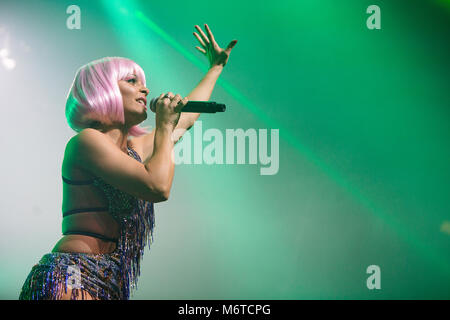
[119,87,136,103]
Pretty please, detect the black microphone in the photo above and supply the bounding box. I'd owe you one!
[149,98,226,113]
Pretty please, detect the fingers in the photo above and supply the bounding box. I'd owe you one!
[225,40,238,53]
[193,32,206,48]
[169,93,187,113]
[152,93,166,112]
[175,97,189,113]
[159,92,187,111]
[195,46,206,54]
[160,92,174,101]
[194,25,210,45]
[204,24,216,45]
[172,94,182,105]
[155,92,173,110]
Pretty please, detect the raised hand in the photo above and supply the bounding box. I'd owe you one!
[193,24,238,68]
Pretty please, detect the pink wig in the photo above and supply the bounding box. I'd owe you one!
[65,57,150,137]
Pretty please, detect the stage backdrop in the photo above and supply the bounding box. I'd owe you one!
[0,0,449,299]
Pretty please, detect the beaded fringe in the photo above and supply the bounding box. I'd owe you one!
[19,146,155,300]
[18,252,123,300]
[118,199,155,297]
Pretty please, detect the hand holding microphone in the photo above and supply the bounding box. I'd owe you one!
[150,93,226,114]
[153,92,188,130]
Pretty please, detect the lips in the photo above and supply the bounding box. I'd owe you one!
[136,97,147,107]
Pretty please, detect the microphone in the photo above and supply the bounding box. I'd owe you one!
[149,98,226,113]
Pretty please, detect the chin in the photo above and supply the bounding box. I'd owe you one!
[139,112,148,122]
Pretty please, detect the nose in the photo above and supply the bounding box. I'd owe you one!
[140,86,149,96]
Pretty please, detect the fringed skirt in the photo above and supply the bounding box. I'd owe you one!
[18,250,126,300]
[19,199,155,300]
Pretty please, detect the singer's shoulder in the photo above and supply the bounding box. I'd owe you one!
[66,128,144,163]
[62,129,106,179]
[74,128,106,143]
[75,128,146,163]
[67,128,115,154]
[66,129,103,156]
[71,129,134,152]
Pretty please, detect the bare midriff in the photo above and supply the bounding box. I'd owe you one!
[52,211,121,254]
[55,148,122,255]
[52,234,117,254]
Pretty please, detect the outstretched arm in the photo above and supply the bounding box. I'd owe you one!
[173,24,238,141]
[172,64,222,138]
[130,24,237,164]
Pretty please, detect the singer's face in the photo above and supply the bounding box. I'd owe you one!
[118,73,149,124]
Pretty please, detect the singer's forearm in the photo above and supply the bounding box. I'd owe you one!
[176,65,223,131]
[144,126,175,199]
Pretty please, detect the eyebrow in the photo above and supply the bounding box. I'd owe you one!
[126,74,147,87]
[124,74,139,82]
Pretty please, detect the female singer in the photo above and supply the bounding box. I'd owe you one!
[19,24,237,300]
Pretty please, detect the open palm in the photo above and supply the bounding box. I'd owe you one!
[193,24,238,68]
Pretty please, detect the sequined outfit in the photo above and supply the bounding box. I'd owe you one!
[19,147,155,300]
